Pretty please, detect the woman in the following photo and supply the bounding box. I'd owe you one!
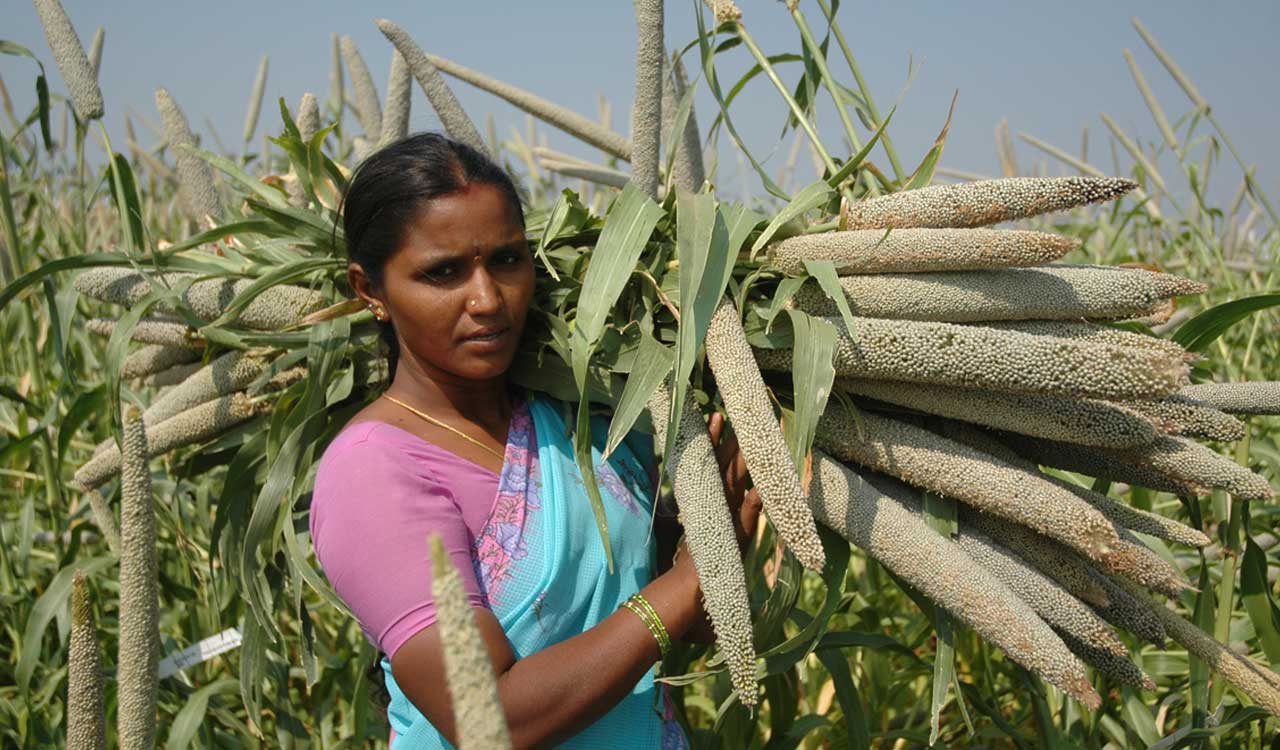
[310,133,761,749]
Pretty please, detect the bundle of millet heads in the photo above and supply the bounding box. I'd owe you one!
[69,266,326,492]
[657,175,1280,713]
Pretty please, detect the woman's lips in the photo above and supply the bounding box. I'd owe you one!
[462,327,510,351]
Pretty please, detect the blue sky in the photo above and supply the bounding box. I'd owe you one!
[3,1,1277,213]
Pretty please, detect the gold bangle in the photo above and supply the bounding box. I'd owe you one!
[621,593,671,658]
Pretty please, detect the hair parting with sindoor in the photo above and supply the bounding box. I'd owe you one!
[338,132,524,712]
[341,131,526,382]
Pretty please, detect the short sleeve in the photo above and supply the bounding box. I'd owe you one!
[310,430,490,659]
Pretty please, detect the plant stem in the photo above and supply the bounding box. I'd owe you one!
[787,5,878,197]
[814,0,907,182]
[731,20,838,179]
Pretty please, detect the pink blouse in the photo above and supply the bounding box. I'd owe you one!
[309,421,499,659]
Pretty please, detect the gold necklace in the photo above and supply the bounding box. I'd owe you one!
[381,394,506,462]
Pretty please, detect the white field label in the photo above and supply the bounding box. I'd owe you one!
[157,627,243,679]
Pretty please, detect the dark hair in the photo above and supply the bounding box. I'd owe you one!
[341,132,526,381]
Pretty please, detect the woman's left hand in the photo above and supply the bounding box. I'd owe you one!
[707,411,763,554]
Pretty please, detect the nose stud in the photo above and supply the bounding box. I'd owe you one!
[468,299,478,308]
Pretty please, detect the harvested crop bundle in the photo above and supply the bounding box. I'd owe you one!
[1057,629,1155,691]
[1125,394,1247,442]
[74,268,325,330]
[706,299,824,570]
[117,410,158,750]
[959,508,1109,607]
[807,456,1100,707]
[757,316,1189,401]
[1083,567,1168,647]
[86,317,199,349]
[977,319,1197,361]
[1122,580,1280,714]
[1179,382,1280,416]
[120,344,201,380]
[953,525,1128,658]
[68,571,106,750]
[815,407,1120,559]
[841,176,1136,229]
[647,383,757,707]
[141,361,202,388]
[143,351,267,426]
[1047,473,1210,548]
[427,535,512,749]
[74,393,264,490]
[767,228,1077,275]
[1096,534,1192,597]
[1004,433,1274,500]
[792,265,1206,323]
[1001,432,1195,496]
[838,378,1159,449]
[931,417,1210,548]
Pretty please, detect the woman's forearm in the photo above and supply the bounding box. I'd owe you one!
[494,564,701,749]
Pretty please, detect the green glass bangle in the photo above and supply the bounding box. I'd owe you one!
[622,593,671,658]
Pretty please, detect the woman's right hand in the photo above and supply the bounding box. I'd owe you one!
[706,411,763,555]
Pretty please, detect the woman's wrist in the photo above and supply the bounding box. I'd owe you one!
[633,560,703,648]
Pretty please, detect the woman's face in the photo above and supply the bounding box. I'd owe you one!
[363,182,534,385]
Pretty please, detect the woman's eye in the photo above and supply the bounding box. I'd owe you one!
[492,248,525,267]
[420,263,458,280]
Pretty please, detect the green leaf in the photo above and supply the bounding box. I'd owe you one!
[694,8,790,200]
[815,648,869,748]
[1240,519,1280,664]
[166,678,238,750]
[783,309,835,474]
[573,182,663,347]
[1121,686,1161,747]
[761,526,851,668]
[201,256,336,329]
[750,180,833,257]
[1189,562,1213,726]
[35,75,52,151]
[1172,293,1280,353]
[535,189,591,279]
[574,397,614,573]
[108,152,147,254]
[802,260,857,335]
[0,41,42,61]
[667,192,733,462]
[921,492,962,746]
[903,91,958,191]
[824,106,895,189]
[604,330,673,458]
[57,385,105,467]
[753,546,803,651]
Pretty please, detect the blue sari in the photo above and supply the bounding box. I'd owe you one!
[381,394,690,749]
